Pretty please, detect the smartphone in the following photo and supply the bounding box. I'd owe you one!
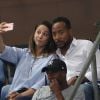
[3,23,14,32]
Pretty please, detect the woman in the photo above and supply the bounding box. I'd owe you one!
[0,21,57,100]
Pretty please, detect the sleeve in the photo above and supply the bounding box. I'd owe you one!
[0,46,27,64]
[31,54,58,89]
[31,76,45,90]
[32,89,40,100]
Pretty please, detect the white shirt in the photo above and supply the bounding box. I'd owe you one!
[32,85,85,100]
[56,38,95,81]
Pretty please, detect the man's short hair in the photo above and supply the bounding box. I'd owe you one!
[52,16,71,29]
[42,59,67,73]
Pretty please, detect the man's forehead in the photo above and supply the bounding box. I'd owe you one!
[46,71,59,74]
[52,22,66,31]
[52,22,65,27]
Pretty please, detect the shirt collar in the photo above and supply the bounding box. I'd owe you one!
[28,49,49,58]
[56,37,77,55]
[71,37,77,47]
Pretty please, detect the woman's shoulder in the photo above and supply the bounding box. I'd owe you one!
[47,52,58,58]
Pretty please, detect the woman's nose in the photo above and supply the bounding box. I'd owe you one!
[39,33,43,38]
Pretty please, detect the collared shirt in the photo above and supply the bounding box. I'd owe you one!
[0,46,57,93]
[56,38,94,81]
[32,85,85,100]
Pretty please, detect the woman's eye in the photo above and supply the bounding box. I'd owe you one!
[37,31,41,34]
[36,30,41,34]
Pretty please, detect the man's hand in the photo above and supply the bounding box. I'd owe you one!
[67,76,78,86]
[67,76,90,86]
[50,79,64,100]
[50,79,60,92]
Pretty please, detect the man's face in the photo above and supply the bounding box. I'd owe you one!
[47,71,63,83]
[52,22,71,48]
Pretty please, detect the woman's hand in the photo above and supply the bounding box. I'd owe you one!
[0,22,8,33]
[7,92,19,100]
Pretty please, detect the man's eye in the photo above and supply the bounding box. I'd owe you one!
[59,31,64,34]
[44,32,49,36]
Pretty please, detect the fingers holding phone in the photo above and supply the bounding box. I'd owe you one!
[0,22,14,33]
[0,22,14,52]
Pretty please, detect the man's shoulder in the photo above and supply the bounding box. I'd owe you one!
[39,86,50,91]
[74,39,93,49]
[32,86,53,99]
[76,39,93,45]
[36,86,51,94]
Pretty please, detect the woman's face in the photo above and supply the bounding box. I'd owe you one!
[34,25,50,48]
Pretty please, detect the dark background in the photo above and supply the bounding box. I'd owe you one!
[0,0,100,45]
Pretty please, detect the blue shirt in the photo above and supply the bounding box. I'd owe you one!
[0,46,57,93]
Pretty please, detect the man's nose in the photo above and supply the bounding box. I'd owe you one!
[54,34,59,41]
[47,73,53,78]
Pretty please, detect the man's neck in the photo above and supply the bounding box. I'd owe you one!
[60,46,69,56]
[60,38,73,55]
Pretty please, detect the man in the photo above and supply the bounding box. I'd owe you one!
[52,16,94,84]
[0,21,57,100]
[51,16,100,100]
[32,59,85,100]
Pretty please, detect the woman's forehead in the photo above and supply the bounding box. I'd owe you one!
[37,25,49,31]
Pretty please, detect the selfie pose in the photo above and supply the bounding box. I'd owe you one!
[0,21,57,100]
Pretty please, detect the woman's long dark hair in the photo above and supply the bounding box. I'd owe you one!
[29,21,57,55]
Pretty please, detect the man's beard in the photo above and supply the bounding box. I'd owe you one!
[57,38,73,50]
